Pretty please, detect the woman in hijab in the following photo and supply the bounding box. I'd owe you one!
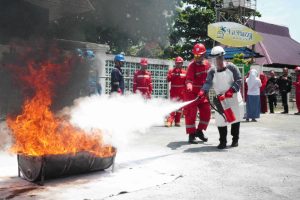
[246,69,262,122]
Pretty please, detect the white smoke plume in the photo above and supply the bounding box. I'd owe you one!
[0,121,12,151]
[68,94,193,149]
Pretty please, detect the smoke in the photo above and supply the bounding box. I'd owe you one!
[46,0,178,53]
[0,122,12,151]
[0,0,177,45]
[90,0,177,43]
[67,94,191,149]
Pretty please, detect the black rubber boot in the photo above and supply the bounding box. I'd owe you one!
[217,126,227,149]
[231,122,240,147]
[188,134,197,144]
[195,130,208,142]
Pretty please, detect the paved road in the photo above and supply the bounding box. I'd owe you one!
[0,111,300,200]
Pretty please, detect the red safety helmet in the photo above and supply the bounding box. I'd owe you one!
[295,66,300,71]
[175,56,184,63]
[192,43,206,55]
[140,58,148,66]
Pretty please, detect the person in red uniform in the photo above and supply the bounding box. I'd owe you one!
[260,72,268,113]
[184,43,211,144]
[133,58,153,99]
[166,56,187,127]
[293,66,300,115]
[243,72,249,100]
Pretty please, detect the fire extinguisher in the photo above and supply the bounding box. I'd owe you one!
[217,95,236,123]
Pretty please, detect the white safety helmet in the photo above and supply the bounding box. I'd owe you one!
[210,46,226,57]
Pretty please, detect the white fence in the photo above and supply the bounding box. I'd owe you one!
[101,55,174,98]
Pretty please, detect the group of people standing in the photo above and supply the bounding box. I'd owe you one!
[167,44,243,149]
[110,44,243,149]
[110,43,300,149]
[275,67,300,115]
[111,54,153,98]
[245,66,300,121]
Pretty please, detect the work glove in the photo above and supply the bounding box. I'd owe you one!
[197,89,206,98]
[224,88,234,98]
[186,83,193,92]
[217,94,225,101]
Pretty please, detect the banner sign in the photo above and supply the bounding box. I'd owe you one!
[208,22,263,47]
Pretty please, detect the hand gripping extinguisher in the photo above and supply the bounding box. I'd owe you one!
[217,95,236,123]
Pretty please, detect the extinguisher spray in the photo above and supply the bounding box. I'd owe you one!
[217,95,236,123]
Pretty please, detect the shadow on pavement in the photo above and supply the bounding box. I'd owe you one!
[0,170,111,199]
[184,145,228,153]
[167,141,204,150]
[0,177,41,199]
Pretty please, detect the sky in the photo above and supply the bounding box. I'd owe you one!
[256,0,300,42]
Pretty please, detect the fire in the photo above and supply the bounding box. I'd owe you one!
[5,47,114,157]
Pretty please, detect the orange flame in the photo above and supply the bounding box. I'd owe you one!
[6,50,114,157]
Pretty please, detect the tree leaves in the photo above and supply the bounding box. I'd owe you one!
[168,0,219,60]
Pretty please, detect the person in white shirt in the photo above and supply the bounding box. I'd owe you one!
[245,69,262,122]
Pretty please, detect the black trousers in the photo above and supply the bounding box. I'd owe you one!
[268,94,277,113]
[281,92,289,113]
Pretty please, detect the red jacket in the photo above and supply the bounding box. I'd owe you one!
[185,60,210,103]
[167,67,186,100]
[260,72,268,94]
[186,60,210,93]
[133,70,153,98]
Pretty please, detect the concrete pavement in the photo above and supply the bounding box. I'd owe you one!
[0,111,300,200]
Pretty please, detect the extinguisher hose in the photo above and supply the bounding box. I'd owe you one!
[207,96,227,121]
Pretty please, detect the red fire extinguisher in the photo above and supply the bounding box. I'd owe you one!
[217,95,236,123]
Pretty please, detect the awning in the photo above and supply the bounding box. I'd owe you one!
[206,47,263,59]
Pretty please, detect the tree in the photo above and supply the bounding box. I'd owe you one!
[168,0,220,60]
[232,53,249,65]
[168,0,261,60]
[232,53,251,74]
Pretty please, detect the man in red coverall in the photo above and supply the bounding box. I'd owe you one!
[184,43,211,144]
[293,66,300,115]
[166,56,187,127]
[260,72,268,113]
[133,58,153,99]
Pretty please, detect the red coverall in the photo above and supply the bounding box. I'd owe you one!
[133,70,153,99]
[184,60,211,134]
[260,72,268,113]
[167,67,187,125]
[243,72,249,101]
[293,74,300,113]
